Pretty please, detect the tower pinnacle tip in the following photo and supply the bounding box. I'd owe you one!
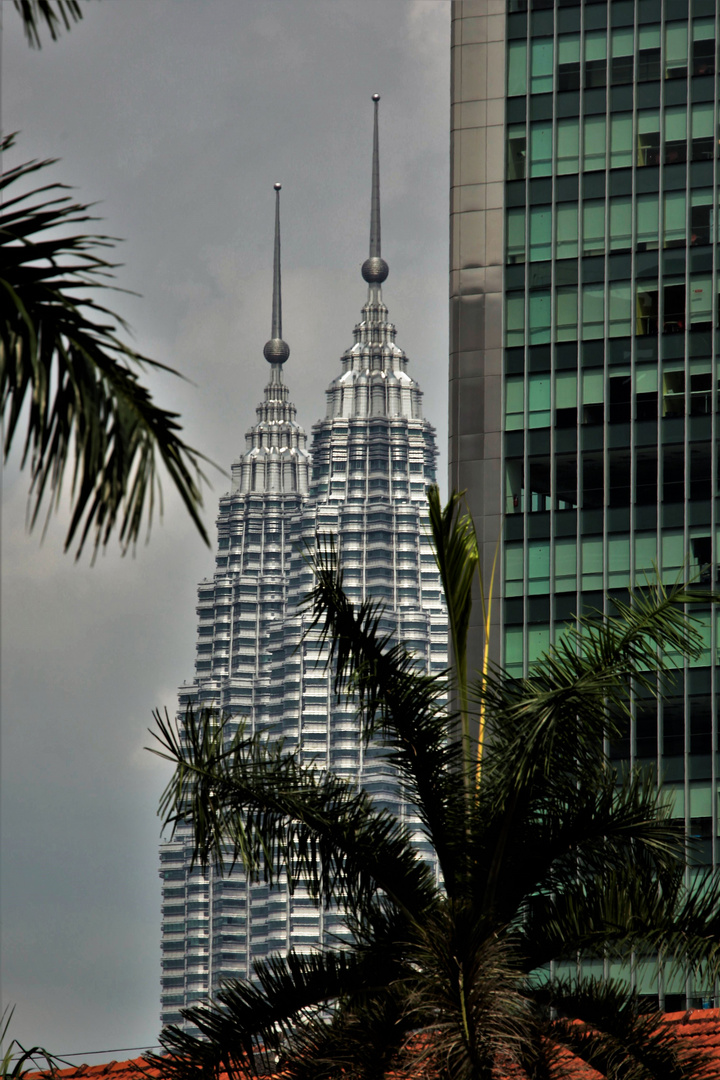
[362,93,389,285]
[264,184,290,364]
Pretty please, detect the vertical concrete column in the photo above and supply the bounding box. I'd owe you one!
[449,0,506,670]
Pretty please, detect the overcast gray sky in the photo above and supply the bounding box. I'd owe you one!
[1,0,450,1060]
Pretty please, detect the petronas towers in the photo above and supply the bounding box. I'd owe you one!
[159,99,447,1028]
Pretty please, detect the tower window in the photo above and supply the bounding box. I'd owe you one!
[665,22,688,80]
[692,18,716,77]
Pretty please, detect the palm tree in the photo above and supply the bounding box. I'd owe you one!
[149,491,720,1080]
[1,134,212,556]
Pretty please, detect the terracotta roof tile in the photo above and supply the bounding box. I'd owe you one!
[23,1012,720,1080]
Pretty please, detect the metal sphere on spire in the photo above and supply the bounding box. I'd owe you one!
[263,183,290,364]
[362,93,389,285]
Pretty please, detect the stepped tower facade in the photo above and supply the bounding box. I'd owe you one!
[159,101,446,1029]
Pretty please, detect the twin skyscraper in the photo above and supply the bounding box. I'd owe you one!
[159,97,447,1028]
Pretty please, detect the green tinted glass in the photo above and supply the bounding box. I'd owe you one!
[556,203,578,258]
[531,38,553,93]
[557,118,580,174]
[610,113,633,168]
[609,197,632,249]
[529,206,552,261]
[508,40,527,96]
[583,115,606,171]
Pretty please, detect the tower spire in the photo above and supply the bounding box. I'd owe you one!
[263,183,290,365]
[361,94,389,286]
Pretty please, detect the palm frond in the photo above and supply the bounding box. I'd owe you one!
[480,765,685,935]
[303,539,469,893]
[546,977,717,1079]
[426,485,477,723]
[12,0,83,48]
[0,1005,64,1080]
[1,134,214,556]
[150,707,438,919]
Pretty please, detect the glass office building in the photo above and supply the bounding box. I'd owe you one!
[450,0,719,1007]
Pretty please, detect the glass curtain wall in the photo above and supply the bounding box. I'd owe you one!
[502,0,719,1011]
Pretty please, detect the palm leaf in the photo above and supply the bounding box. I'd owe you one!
[303,540,469,893]
[12,0,83,48]
[546,978,718,1079]
[1,133,214,556]
[150,707,438,920]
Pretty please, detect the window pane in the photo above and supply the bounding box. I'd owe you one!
[527,626,550,664]
[528,541,550,593]
[691,102,715,161]
[554,537,577,592]
[689,275,712,327]
[583,115,606,171]
[608,536,630,587]
[531,38,553,94]
[507,207,526,263]
[583,200,605,255]
[582,370,604,404]
[663,279,685,334]
[507,125,527,180]
[581,537,603,587]
[609,282,632,338]
[556,371,577,409]
[663,191,686,248]
[635,534,657,579]
[636,283,659,335]
[504,628,524,673]
[505,376,524,430]
[638,24,661,81]
[665,107,687,143]
[558,34,581,92]
[556,288,578,341]
[582,284,604,339]
[665,22,688,79]
[556,203,578,258]
[693,19,716,76]
[506,294,525,346]
[528,291,551,344]
[557,118,580,174]
[507,40,527,96]
[609,197,632,251]
[690,187,713,246]
[505,544,524,596]
[610,113,633,168]
[662,531,684,581]
[690,102,716,138]
[665,106,688,164]
[558,35,580,64]
[611,26,634,84]
[585,29,607,61]
[639,25,661,49]
[637,109,661,167]
[612,27,633,56]
[636,193,659,250]
[693,17,715,41]
[529,122,552,177]
[528,374,551,427]
[636,365,658,393]
[529,207,552,261]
